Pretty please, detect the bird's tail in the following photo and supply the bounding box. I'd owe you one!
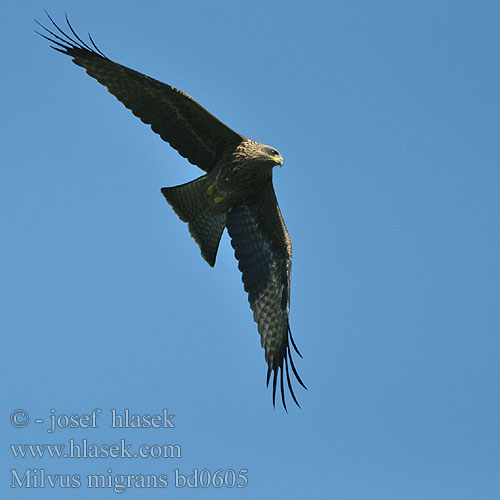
[161,177,226,267]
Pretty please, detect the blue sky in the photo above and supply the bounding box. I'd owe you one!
[2,1,499,498]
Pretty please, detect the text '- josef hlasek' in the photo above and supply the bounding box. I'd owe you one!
[10,408,175,433]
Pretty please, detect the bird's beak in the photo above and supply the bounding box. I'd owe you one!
[276,155,284,167]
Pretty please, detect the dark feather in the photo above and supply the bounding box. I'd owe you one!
[161,179,226,267]
[226,184,305,408]
[35,13,242,173]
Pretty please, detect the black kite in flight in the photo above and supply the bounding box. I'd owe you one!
[36,13,306,409]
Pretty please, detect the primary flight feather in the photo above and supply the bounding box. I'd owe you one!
[36,13,306,409]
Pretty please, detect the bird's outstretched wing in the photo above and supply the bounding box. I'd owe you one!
[226,182,306,409]
[35,13,243,173]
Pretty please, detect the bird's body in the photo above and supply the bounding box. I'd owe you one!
[37,13,305,409]
[169,139,280,218]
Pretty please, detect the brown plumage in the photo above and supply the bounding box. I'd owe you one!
[36,13,306,409]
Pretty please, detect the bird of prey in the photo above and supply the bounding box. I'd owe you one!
[36,13,306,409]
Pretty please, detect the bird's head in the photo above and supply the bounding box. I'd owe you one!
[236,139,284,168]
[232,140,284,178]
[258,144,284,167]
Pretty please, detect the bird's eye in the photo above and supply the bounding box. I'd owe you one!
[270,149,278,156]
